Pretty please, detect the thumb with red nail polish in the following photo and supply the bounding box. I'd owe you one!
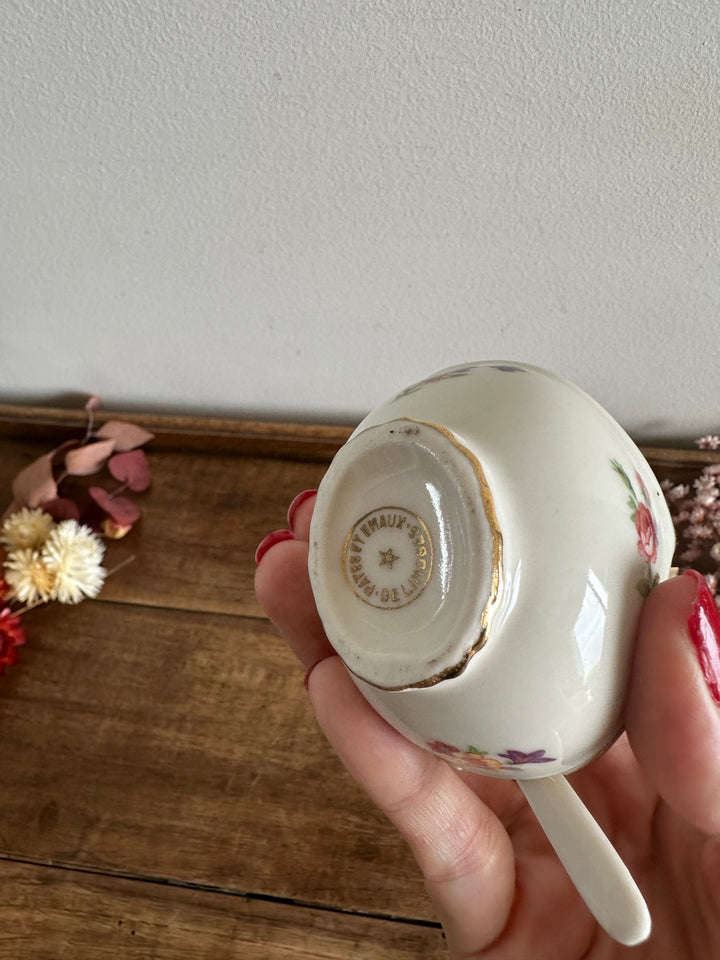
[683,569,720,707]
[626,571,720,835]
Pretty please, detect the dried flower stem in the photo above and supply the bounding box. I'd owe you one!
[105,554,136,578]
[12,598,46,617]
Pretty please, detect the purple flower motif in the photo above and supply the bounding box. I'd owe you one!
[490,364,526,373]
[499,749,556,765]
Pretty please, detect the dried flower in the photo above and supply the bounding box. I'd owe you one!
[4,549,55,605]
[663,438,720,609]
[688,523,714,540]
[0,607,26,675]
[41,520,106,604]
[0,400,153,678]
[1,507,54,551]
[101,518,133,540]
[667,483,691,502]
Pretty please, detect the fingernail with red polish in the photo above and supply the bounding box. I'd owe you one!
[254,529,295,565]
[304,658,325,690]
[684,569,720,706]
[287,489,318,531]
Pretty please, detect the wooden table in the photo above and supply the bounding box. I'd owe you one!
[0,407,707,958]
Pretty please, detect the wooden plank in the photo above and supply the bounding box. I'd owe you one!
[0,861,444,960]
[0,408,716,619]
[0,402,711,463]
[0,406,353,461]
[0,600,433,923]
[0,410,717,957]
[87,449,329,616]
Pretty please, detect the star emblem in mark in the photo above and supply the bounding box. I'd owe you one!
[379,548,400,569]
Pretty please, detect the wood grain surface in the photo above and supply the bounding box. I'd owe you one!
[0,406,712,958]
[0,862,445,960]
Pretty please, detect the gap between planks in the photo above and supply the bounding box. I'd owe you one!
[0,853,442,931]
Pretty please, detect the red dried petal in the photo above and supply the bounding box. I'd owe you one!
[0,608,26,662]
[40,498,81,522]
[12,454,58,508]
[64,439,116,477]
[96,420,154,452]
[88,487,141,526]
[108,450,151,492]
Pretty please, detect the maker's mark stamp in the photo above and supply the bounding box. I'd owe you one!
[342,507,433,609]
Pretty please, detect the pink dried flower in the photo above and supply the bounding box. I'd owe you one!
[667,483,691,501]
[688,524,714,540]
[693,476,719,506]
[695,474,718,491]
[664,448,720,605]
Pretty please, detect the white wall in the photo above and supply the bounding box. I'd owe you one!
[2,0,718,440]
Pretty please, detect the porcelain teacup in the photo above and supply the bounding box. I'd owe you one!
[308,361,675,780]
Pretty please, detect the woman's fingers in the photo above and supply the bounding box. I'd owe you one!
[255,491,335,668]
[256,497,518,954]
[308,656,517,958]
[285,489,317,541]
[626,571,720,835]
[255,537,334,669]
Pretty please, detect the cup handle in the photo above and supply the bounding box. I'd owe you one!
[518,775,651,946]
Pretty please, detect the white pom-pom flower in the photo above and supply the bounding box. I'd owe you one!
[4,548,56,604]
[40,520,107,604]
[1,507,54,551]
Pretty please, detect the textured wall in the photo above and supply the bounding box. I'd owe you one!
[2,1,719,439]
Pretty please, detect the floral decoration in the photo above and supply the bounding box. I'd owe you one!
[393,363,526,401]
[427,740,556,770]
[394,365,480,400]
[0,397,153,676]
[612,459,660,597]
[661,434,720,608]
[0,597,26,674]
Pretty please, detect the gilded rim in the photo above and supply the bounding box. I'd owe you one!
[345,418,504,691]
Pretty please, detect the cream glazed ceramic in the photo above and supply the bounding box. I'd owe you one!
[308,361,676,781]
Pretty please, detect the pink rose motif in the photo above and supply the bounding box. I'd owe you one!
[635,503,658,564]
